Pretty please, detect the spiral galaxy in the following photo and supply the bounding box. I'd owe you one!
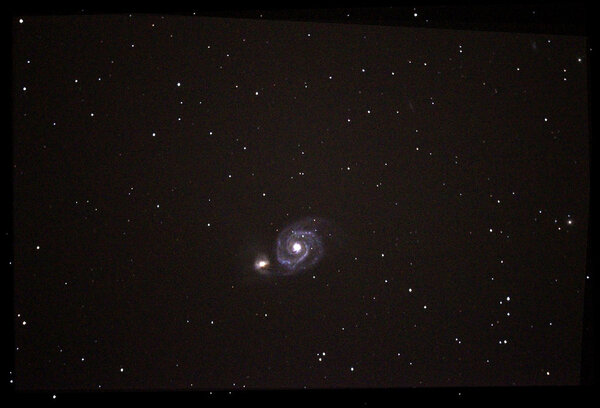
[275,217,327,275]
[249,217,336,277]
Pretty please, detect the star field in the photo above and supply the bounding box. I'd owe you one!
[11,7,590,395]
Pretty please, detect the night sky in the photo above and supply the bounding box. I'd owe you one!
[11,8,590,393]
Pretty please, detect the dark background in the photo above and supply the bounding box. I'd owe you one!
[9,2,592,400]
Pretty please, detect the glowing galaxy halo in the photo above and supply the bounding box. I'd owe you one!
[254,253,271,273]
[274,217,330,275]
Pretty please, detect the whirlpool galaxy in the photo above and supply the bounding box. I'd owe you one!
[255,217,334,276]
[276,217,326,274]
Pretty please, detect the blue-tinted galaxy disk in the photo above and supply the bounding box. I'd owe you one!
[275,217,328,275]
